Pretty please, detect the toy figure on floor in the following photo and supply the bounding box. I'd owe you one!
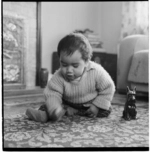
[122,86,137,121]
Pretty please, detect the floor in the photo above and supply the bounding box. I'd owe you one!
[3,93,149,149]
[3,93,148,118]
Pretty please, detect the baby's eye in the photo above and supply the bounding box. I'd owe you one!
[73,64,79,68]
[73,65,79,68]
[62,64,67,67]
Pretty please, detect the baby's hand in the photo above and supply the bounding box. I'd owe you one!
[83,103,99,117]
[50,106,66,122]
[66,106,78,116]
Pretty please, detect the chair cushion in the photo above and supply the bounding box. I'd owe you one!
[128,50,149,84]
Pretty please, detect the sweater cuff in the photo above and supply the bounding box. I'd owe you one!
[92,98,111,110]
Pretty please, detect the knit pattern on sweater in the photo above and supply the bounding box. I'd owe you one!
[44,61,115,111]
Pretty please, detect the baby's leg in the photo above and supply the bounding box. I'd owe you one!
[26,104,48,123]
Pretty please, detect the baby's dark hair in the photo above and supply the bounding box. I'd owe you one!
[57,33,93,61]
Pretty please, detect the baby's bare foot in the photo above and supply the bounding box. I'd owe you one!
[26,108,48,123]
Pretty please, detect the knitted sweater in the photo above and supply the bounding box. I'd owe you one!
[44,61,115,113]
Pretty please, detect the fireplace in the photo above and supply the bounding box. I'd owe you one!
[3,2,41,90]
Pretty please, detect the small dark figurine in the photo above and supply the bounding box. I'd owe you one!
[122,86,137,120]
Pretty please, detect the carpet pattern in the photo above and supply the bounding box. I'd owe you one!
[3,105,149,147]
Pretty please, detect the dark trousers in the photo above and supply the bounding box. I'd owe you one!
[39,100,112,118]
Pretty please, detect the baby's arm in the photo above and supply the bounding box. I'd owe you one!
[43,71,65,120]
[92,66,115,110]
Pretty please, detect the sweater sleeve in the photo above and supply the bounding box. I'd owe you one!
[43,70,64,114]
[92,65,115,110]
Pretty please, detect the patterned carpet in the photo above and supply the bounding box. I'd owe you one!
[3,104,149,148]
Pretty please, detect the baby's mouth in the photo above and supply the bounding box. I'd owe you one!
[66,74,75,81]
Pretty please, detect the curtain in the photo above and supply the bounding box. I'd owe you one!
[120,1,149,39]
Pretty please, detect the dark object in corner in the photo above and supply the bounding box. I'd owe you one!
[40,68,48,88]
[122,86,137,120]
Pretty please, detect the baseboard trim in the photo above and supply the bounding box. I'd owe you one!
[4,87,44,97]
[3,87,45,107]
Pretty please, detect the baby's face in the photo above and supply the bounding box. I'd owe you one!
[59,50,88,81]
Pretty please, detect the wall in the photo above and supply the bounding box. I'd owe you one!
[41,2,122,74]
[100,2,122,54]
[41,2,101,73]
[2,2,122,88]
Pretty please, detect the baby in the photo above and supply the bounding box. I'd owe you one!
[26,33,115,123]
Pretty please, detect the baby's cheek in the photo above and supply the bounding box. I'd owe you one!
[61,68,66,75]
[76,67,84,75]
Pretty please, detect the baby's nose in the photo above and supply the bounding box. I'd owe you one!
[67,66,73,72]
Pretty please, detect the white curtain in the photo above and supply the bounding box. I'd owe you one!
[120,1,149,39]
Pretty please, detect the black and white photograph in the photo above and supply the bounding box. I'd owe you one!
[2,1,149,149]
